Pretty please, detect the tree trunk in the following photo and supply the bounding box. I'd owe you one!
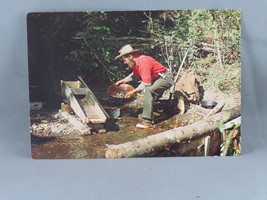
[105,105,240,158]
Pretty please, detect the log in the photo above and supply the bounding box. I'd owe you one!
[202,46,214,53]
[105,105,240,158]
[201,42,215,48]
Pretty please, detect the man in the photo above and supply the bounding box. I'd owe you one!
[115,44,174,128]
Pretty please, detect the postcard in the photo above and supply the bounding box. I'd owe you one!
[28,9,241,159]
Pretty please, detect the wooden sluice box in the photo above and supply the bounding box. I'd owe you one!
[61,79,110,134]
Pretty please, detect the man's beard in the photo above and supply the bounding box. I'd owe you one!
[126,60,135,70]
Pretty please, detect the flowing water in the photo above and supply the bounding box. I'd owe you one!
[30,88,193,159]
[31,108,183,159]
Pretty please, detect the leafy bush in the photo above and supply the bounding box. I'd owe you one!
[195,62,241,93]
[65,10,241,89]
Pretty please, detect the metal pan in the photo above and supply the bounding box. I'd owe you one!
[107,83,134,99]
[201,100,218,109]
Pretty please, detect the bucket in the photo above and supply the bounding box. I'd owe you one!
[106,107,120,119]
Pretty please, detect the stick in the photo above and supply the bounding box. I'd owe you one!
[204,101,226,119]
[174,50,189,83]
[214,29,223,68]
[169,51,189,96]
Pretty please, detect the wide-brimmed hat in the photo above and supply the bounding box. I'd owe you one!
[115,44,140,60]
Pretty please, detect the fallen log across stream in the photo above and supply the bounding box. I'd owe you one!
[105,105,241,158]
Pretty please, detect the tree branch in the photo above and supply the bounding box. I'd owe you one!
[92,53,119,81]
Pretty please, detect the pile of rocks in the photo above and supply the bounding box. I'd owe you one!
[30,110,79,138]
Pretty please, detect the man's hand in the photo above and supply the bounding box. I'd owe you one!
[125,90,135,99]
[124,88,141,99]
[115,79,126,86]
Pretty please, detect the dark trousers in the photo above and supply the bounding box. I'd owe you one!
[142,71,173,120]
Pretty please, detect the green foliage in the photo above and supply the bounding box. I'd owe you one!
[65,9,241,88]
[65,12,118,85]
[221,124,241,156]
[217,123,226,133]
[65,11,150,86]
[147,9,240,69]
[218,118,241,156]
[211,9,241,65]
[195,61,241,93]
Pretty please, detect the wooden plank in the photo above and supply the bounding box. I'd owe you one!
[85,90,96,105]
[209,131,222,155]
[61,80,109,124]
[178,139,203,156]
[85,91,107,122]
[62,80,81,89]
[61,105,106,134]
[61,111,91,135]
[177,131,221,157]
[78,98,106,124]
[222,117,241,131]
[204,136,211,156]
[61,82,87,123]
[222,131,226,143]
[71,88,88,95]
[78,76,110,118]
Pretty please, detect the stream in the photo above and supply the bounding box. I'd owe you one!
[31,104,183,159]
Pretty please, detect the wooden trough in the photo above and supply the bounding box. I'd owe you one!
[61,78,110,134]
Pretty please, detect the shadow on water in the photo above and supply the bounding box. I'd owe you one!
[31,135,55,144]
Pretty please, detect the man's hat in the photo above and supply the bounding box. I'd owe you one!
[115,44,140,60]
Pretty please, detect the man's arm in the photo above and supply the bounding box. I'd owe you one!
[124,81,151,99]
[116,72,133,85]
[136,81,151,90]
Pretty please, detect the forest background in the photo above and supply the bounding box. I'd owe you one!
[27,9,241,108]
